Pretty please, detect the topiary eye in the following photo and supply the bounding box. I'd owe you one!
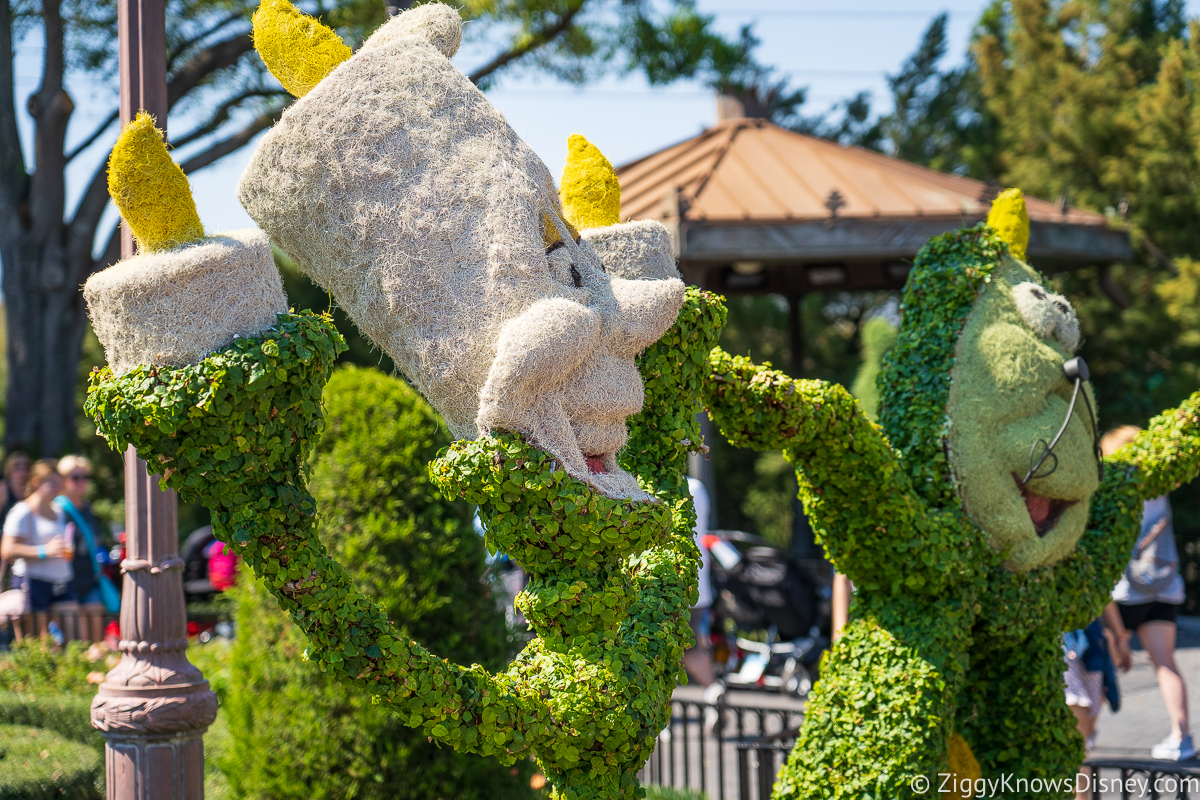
[1012,282,1080,353]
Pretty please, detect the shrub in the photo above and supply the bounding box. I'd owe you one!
[0,724,103,800]
[219,365,533,800]
[643,789,708,800]
[0,640,109,698]
[0,693,101,750]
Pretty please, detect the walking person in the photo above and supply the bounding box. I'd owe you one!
[1103,425,1194,761]
[1065,604,1129,798]
[1,460,77,639]
[56,456,116,642]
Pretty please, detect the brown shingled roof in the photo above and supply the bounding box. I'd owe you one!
[617,117,1107,227]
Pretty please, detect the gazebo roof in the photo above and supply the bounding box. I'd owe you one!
[618,117,1103,225]
[615,118,1130,294]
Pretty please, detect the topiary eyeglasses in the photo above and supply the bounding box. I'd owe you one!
[1022,356,1104,485]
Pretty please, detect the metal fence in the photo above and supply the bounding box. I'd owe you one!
[638,699,803,800]
[640,702,1200,800]
[1082,761,1200,800]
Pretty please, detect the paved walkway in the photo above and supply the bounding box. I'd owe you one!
[1091,616,1200,762]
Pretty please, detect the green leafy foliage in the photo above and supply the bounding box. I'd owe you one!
[220,365,532,799]
[0,725,102,800]
[0,639,113,698]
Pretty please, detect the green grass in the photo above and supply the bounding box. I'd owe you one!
[0,724,102,800]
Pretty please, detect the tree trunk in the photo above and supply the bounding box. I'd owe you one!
[1,230,89,457]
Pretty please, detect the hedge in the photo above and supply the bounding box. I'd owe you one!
[0,725,102,800]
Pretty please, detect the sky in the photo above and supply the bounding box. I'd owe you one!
[9,0,1200,250]
[193,0,998,233]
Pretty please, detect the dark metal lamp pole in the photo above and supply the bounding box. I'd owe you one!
[91,1,217,797]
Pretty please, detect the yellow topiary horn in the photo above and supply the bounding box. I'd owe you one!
[986,187,1030,261]
[252,0,352,98]
[560,134,621,231]
[107,112,205,253]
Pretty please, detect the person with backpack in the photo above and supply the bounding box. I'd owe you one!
[1103,425,1193,761]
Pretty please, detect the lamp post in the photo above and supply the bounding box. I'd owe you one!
[90,2,217,797]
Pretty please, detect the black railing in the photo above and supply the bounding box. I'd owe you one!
[640,706,1200,800]
[1082,760,1200,800]
[639,700,803,800]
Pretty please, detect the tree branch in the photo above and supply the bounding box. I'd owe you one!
[179,106,285,175]
[169,88,287,150]
[65,108,118,163]
[167,32,255,111]
[468,1,588,86]
[0,0,28,216]
[65,153,111,274]
[167,10,245,73]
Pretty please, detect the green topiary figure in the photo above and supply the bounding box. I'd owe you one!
[703,194,1200,798]
[221,365,534,800]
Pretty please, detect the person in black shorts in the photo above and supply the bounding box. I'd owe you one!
[1105,426,1193,761]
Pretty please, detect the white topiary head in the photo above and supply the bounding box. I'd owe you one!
[238,1,685,500]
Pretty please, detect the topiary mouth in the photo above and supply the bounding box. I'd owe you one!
[1016,476,1075,537]
[585,454,606,474]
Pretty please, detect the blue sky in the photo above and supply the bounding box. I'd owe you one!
[10,0,1200,248]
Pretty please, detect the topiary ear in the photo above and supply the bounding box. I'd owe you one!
[986,187,1030,261]
[252,0,352,98]
[107,111,205,253]
[560,134,621,231]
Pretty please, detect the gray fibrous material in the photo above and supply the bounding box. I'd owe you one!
[361,2,462,57]
[84,229,287,377]
[582,220,681,282]
[1011,280,1081,353]
[237,9,683,500]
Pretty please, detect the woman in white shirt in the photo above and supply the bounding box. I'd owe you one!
[1,459,74,634]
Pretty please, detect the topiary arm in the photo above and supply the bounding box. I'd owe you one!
[85,314,549,763]
[703,349,981,594]
[1052,389,1200,619]
[1117,390,1200,501]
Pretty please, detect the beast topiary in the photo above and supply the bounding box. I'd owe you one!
[703,194,1200,798]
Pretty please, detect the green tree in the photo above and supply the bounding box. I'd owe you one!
[974,0,1186,214]
[849,315,898,423]
[220,365,530,799]
[0,0,756,458]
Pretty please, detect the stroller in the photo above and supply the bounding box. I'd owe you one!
[706,531,831,697]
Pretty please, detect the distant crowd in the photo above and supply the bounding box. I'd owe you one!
[0,453,119,641]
